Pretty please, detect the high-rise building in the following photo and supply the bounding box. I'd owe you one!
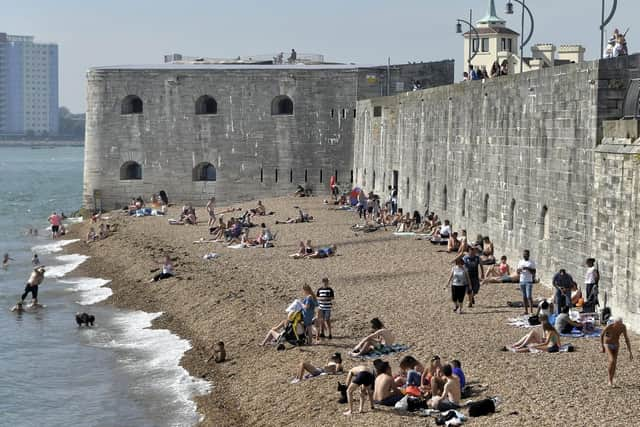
[0,32,58,136]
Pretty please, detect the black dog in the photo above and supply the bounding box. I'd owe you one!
[75,312,95,327]
[337,382,348,404]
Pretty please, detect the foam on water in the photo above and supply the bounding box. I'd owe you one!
[60,277,113,305]
[44,253,88,278]
[32,238,80,254]
[96,311,211,425]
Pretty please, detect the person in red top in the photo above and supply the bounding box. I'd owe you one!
[329,175,338,198]
[48,212,61,239]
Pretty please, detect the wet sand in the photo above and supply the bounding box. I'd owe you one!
[66,196,640,426]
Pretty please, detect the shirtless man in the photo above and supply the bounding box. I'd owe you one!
[601,317,633,386]
[373,360,403,407]
[350,318,394,356]
[343,365,375,415]
[22,266,46,306]
[428,364,461,411]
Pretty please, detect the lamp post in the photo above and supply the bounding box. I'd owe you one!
[505,0,534,73]
[600,0,618,58]
[456,17,479,72]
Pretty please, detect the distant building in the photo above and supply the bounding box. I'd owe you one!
[462,0,585,75]
[0,32,59,136]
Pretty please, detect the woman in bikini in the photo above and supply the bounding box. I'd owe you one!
[482,255,510,284]
[480,236,495,265]
[290,352,343,383]
[512,318,561,353]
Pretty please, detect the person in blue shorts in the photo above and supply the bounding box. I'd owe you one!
[308,244,337,258]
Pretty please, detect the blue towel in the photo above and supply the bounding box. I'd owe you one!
[351,344,410,359]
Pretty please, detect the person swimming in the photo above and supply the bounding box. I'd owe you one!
[3,252,15,268]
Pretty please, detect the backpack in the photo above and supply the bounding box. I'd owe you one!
[467,398,496,417]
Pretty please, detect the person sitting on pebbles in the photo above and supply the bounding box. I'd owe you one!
[275,209,314,224]
[350,318,394,356]
[290,352,343,384]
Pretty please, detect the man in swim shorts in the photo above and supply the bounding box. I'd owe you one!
[343,366,375,415]
[22,266,46,305]
[601,317,633,386]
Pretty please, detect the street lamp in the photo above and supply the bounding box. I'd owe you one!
[600,0,618,58]
[505,0,534,73]
[456,18,479,71]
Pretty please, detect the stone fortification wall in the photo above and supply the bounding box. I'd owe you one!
[83,61,453,210]
[353,55,640,331]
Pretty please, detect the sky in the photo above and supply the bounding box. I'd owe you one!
[2,0,638,113]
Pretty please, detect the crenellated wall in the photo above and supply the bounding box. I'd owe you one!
[353,54,640,332]
[83,61,453,209]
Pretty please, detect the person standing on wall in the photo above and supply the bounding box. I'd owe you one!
[517,250,536,315]
[552,269,576,314]
[462,246,483,308]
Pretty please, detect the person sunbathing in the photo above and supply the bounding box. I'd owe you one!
[505,316,560,353]
[397,355,425,390]
[275,209,314,224]
[480,236,495,265]
[447,232,460,252]
[308,244,337,259]
[427,364,461,411]
[210,217,227,240]
[250,200,267,216]
[261,300,304,345]
[350,318,394,356]
[290,352,343,384]
[290,241,307,259]
[372,360,403,407]
[483,255,510,283]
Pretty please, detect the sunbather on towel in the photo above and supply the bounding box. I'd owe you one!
[290,352,343,383]
[308,244,337,259]
[350,318,394,356]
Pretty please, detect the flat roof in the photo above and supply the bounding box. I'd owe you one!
[90,63,378,71]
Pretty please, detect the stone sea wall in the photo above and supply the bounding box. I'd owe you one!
[353,54,640,331]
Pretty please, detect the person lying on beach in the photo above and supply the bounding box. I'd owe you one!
[307,244,337,259]
[482,256,510,283]
[224,219,243,242]
[150,255,174,282]
[373,360,403,407]
[427,364,461,411]
[289,241,307,259]
[343,365,376,416]
[275,209,314,224]
[482,271,520,284]
[601,317,633,386]
[209,217,227,240]
[350,318,394,356]
[290,352,343,384]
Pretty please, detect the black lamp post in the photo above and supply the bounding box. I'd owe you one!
[600,0,618,58]
[505,0,534,73]
[456,18,479,71]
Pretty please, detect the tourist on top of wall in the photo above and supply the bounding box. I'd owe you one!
[552,269,576,314]
[490,61,500,78]
[500,60,509,76]
[517,250,536,315]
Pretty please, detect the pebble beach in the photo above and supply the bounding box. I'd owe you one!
[66,195,639,427]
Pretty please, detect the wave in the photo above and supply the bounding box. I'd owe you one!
[60,277,113,305]
[32,239,80,254]
[44,254,88,278]
[97,311,211,426]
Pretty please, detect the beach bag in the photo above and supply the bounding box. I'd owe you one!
[467,398,495,417]
[600,291,611,325]
[528,315,540,326]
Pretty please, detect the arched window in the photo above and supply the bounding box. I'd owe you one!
[271,95,293,115]
[120,161,142,180]
[461,189,467,217]
[540,205,550,240]
[121,95,143,115]
[482,194,489,223]
[508,199,516,231]
[443,185,448,210]
[192,162,216,181]
[195,95,217,115]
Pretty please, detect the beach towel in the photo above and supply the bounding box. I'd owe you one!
[349,344,409,359]
[168,219,183,225]
[393,232,416,236]
[510,344,574,353]
[202,253,220,260]
[560,328,601,338]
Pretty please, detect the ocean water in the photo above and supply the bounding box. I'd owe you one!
[0,147,209,427]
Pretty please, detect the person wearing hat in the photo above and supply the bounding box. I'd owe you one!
[21,265,46,306]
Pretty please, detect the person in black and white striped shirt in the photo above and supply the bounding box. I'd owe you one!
[316,277,335,339]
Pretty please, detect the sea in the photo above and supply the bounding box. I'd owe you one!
[0,146,209,427]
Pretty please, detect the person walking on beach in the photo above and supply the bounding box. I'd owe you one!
[48,211,62,239]
[448,258,472,314]
[517,249,536,315]
[21,266,46,306]
[601,317,633,386]
[463,246,483,308]
[316,277,335,339]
